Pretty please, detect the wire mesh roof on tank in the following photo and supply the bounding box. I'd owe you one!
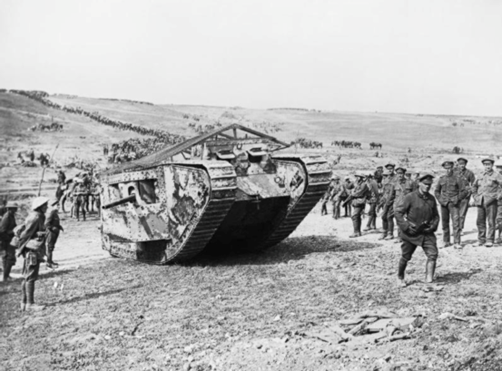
[103,123,291,175]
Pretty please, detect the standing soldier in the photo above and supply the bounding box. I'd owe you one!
[45,198,64,268]
[395,174,440,287]
[73,182,87,221]
[472,158,502,247]
[321,178,336,216]
[342,177,354,218]
[344,174,370,238]
[454,157,476,234]
[364,173,380,231]
[331,177,343,220]
[495,160,502,243]
[18,197,49,311]
[379,169,397,240]
[0,202,18,282]
[434,161,467,249]
[374,166,384,185]
[393,167,414,242]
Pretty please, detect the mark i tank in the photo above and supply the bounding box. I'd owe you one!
[99,123,332,264]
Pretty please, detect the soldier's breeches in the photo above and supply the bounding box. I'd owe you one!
[401,236,438,262]
[381,204,394,233]
[351,206,364,232]
[477,202,497,243]
[458,197,470,230]
[496,205,502,231]
[333,201,341,219]
[46,231,59,252]
[441,203,461,244]
[22,254,40,282]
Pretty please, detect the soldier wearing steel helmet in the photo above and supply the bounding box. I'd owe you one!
[453,157,476,234]
[471,158,502,247]
[17,197,50,311]
[434,160,467,249]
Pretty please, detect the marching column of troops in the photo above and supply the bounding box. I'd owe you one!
[321,157,502,286]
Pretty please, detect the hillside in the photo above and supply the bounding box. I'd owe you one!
[1,89,502,197]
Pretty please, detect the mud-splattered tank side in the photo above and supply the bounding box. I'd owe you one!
[100,161,236,263]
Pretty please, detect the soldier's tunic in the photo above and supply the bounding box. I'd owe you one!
[472,169,502,244]
[395,190,440,262]
[342,181,355,217]
[350,182,370,234]
[454,168,476,231]
[321,182,335,215]
[0,211,17,275]
[331,183,344,219]
[434,173,467,244]
[45,209,62,252]
[18,211,46,282]
[365,179,380,229]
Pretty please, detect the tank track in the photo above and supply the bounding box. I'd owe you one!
[262,155,332,248]
[166,162,237,263]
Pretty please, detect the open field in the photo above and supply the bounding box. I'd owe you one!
[1,91,502,370]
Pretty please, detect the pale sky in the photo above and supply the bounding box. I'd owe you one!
[1,0,501,116]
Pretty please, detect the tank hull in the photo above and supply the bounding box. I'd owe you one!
[100,155,331,264]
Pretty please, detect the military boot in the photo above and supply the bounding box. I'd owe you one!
[425,260,436,283]
[378,232,388,240]
[349,219,362,238]
[397,258,408,287]
[20,281,27,311]
[25,281,45,311]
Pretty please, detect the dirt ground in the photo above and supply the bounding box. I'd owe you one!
[2,92,502,370]
[1,203,502,371]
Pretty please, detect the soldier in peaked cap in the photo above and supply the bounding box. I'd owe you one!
[0,201,18,282]
[471,158,502,247]
[454,157,476,233]
[344,174,370,238]
[330,176,344,220]
[364,173,380,231]
[379,169,397,240]
[395,174,440,286]
[434,161,467,249]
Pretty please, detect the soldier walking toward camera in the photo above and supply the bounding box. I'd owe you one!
[472,158,502,247]
[434,161,467,249]
[0,202,18,282]
[345,174,370,238]
[45,198,64,268]
[395,174,440,287]
[18,197,49,311]
[454,157,475,233]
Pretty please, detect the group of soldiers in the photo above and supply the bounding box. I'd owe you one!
[56,170,101,221]
[0,196,63,310]
[322,157,501,286]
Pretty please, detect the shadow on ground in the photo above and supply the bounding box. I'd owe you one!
[45,284,143,307]
[193,235,380,267]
